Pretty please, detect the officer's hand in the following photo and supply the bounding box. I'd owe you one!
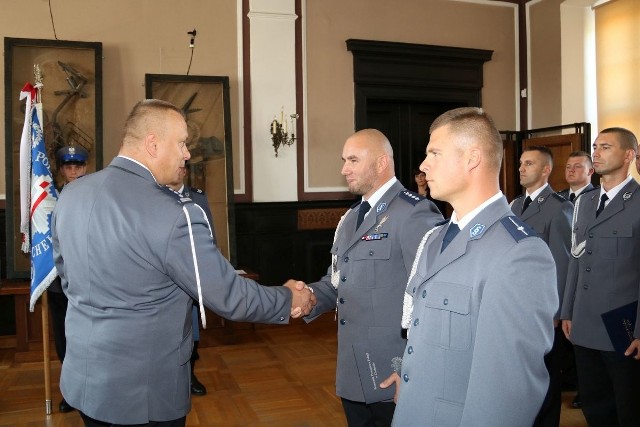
[624,338,640,360]
[380,372,401,403]
[561,320,572,341]
[283,279,315,318]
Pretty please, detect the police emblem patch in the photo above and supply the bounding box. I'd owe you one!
[623,192,632,201]
[376,202,387,213]
[469,223,485,238]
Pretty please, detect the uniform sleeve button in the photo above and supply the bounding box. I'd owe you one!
[279,316,285,321]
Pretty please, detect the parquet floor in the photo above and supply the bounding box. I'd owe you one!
[0,315,587,426]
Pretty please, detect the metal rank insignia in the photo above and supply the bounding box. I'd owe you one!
[537,196,545,203]
[361,233,389,241]
[623,192,632,201]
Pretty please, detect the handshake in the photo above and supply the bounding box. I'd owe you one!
[283,280,317,318]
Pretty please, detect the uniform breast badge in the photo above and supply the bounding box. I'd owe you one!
[374,215,389,232]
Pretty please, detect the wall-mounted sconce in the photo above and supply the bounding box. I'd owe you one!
[270,110,299,157]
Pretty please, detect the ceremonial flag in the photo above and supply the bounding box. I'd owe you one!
[19,83,59,311]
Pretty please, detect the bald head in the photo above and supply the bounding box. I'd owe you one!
[119,99,190,186]
[341,128,395,198]
[121,99,185,149]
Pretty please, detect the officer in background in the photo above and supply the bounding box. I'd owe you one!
[167,165,210,396]
[559,151,595,202]
[49,145,89,413]
[511,146,573,427]
[558,150,596,409]
[304,129,443,427]
[561,127,640,427]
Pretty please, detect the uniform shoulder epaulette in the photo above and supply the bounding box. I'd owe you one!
[500,215,537,242]
[580,186,599,196]
[552,192,568,201]
[189,186,205,195]
[350,200,361,209]
[398,189,424,205]
[435,218,449,227]
[160,185,192,205]
[512,194,525,201]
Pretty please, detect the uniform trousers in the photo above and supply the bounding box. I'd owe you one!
[47,289,68,362]
[574,345,640,427]
[341,398,395,427]
[533,325,563,427]
[80,412,186,427]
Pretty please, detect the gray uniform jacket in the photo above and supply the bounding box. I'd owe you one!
[305,180,443,402]
[393,197,557,427]
[561,179,640,350]
[558,183,595,201]
[511,186,573,318]
[52,157,292,424]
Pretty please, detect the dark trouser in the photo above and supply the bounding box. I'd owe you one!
[574,345,640,427]
[48,289,68,362]
[341,398,395,427]
[533,325,563,427]
[80,412,186,427]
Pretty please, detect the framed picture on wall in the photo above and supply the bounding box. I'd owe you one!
[145,74,236,266]
[4,37,103,279]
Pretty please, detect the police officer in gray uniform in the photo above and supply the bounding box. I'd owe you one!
[388,107,557,427]
[52,100,315,426]
[167,166,213,396]
[558,150,595,203]
[561,127,640,427]
[511,146,572,427]
[304,129,442,427]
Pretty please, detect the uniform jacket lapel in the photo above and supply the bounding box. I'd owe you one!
[344,181,403,251]
[424,197,510,281]
[521,185,553,220]
[590,180,639,228]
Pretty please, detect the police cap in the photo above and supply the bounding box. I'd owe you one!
[57,146,88,164]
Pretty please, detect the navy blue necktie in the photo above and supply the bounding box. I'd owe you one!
[356,201,371,229]
[596,194,608,217]
[569,193,576,203]
[441,223,460,252]
[522,196,532,213]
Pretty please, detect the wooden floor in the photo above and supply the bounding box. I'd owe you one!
[0,315,587,426]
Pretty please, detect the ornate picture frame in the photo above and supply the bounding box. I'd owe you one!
[4,37,103,279]
[145,74,236,265]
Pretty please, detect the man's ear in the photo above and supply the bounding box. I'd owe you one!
[144,133,158,158]
[377,154,390,173]
[467,147,481,171]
